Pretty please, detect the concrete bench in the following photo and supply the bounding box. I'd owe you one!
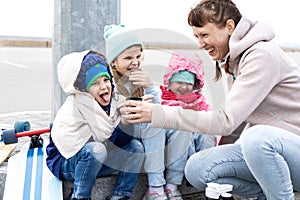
[63,174,202,199]
[0,163,201,200]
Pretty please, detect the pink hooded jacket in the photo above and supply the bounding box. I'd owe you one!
[161,52,211,111]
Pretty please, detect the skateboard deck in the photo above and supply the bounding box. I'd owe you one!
[0,143,17,165]
[3,127,63,200]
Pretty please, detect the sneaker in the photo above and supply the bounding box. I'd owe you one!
[143,192,168,200]
[166,190,183,200]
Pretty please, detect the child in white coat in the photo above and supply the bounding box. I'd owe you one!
[46,50,144,200]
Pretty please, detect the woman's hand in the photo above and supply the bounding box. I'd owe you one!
[129,70,152,89]
[121,100,153,123]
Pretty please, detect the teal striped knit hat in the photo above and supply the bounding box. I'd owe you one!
[85,63,111,91]
[170,70,195,85]
[103,24,143,63]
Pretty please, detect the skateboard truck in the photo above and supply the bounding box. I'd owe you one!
[1,122,52,149]
[30,135,44,148]
[1,128,50,145]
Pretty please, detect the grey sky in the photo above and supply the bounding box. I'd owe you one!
[0,0,299,47]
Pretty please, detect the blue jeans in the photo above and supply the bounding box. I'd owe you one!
[60,139,144,199]
[134,123,166,186]
[240,125,300,200]
[188,133,216,158]
[135,123,192,186]
[165,129,192,185]
[99,139,144,197]
[185,125,300,200]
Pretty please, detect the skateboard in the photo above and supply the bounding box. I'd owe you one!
[0,121,31,165]
[3,124,63,200]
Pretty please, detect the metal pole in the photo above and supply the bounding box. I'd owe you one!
[52,0,120,118]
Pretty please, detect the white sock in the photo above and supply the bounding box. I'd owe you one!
[110,196,126,200]
[149,186,164,195]
[110,196,124,200]
[165,183,178,192]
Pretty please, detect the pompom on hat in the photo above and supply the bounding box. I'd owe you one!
[103,24,143,63]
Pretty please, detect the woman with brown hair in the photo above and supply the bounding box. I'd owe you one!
[122,0,300,199]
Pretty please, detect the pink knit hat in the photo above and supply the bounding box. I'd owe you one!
[163,52,205,90]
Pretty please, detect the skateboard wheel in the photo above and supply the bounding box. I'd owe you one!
[14,121,31,132]
[2,129,18,144]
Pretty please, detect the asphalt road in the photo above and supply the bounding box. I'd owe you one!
[1,47,299,115]
[0,47,52,114]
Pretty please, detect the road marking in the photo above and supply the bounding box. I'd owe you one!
[1,60,29,68]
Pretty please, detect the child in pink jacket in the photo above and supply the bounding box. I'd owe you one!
[154,51,217,199]
[161,51,217,157]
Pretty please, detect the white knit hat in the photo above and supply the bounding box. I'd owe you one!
[103,24,143,63]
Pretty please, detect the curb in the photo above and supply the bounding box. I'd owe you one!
[0,36,52,48]
[0,111,51,118]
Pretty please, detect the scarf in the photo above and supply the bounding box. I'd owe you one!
[160,85,211,111]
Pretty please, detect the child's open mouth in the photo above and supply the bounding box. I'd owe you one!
[100,92,110,102]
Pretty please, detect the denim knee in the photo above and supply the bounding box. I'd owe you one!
[185,149,214,190]
[60,142,107,183]
[240,125,271,153]
[85,142,107,163]
[128,139,144,153]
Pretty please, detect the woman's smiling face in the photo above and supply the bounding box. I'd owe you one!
[192,20,234,61]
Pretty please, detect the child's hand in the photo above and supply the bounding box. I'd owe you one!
[129,70,152,89]
[142,94,154,103]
